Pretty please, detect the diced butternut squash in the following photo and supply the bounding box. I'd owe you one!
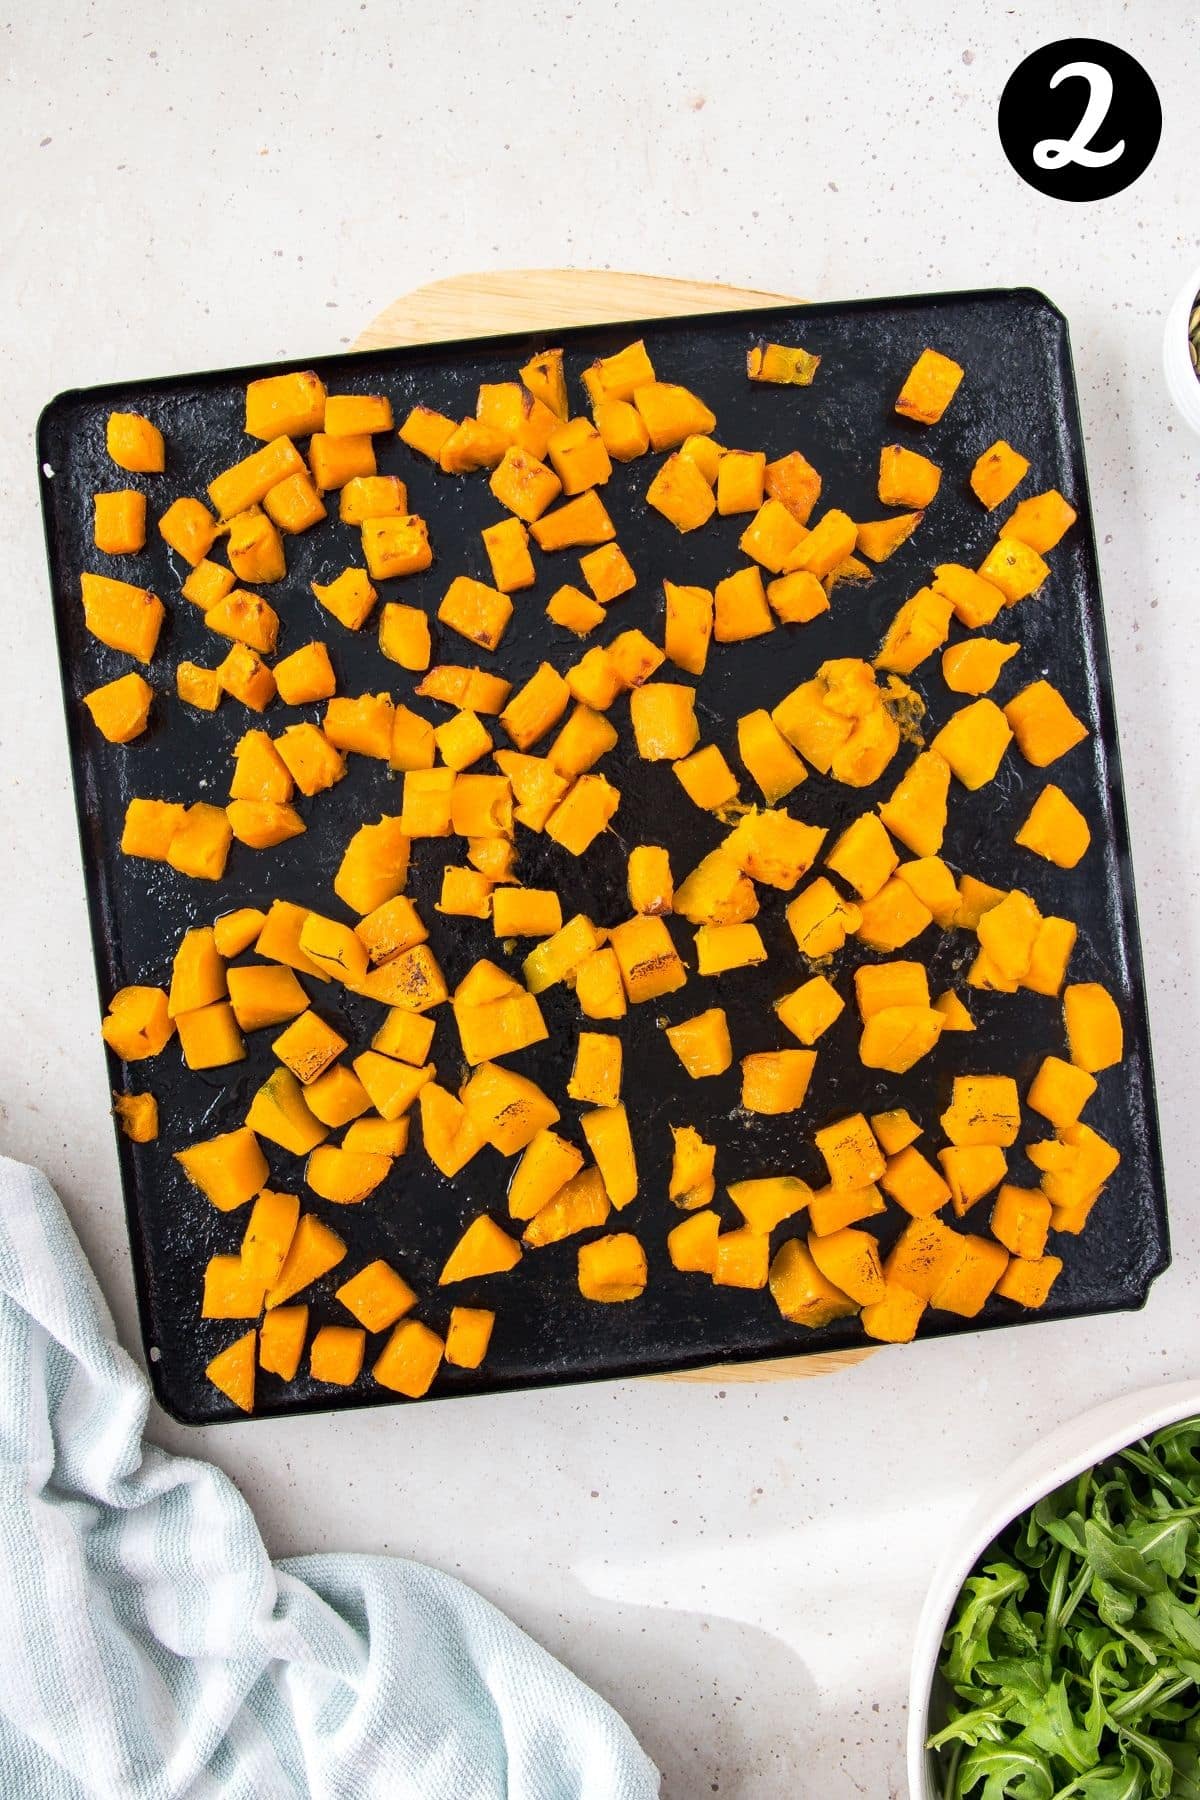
[941,638,1020,695]
[1001,489,1076,554]
[259,1305,308,1380]
[580,1104,638,1208]
[113,1091,158,1142]
[646,452,717,532]
[373,1319,443,1397]
[174,1125,267,1211]
[995,1256,1063,1309]
[246,1068,330,1155]
[814,1114,885,1189]
[206,1331,256,1413]
[577,1232,647,1302]
[970,440,1029,510]
[940,1075,1021,1147]
[439,1215,522,1283]
[881,1147,950,1219]
[666,1007,732,1079]
[979,537,1049,604]
[695,921,766,976]
[875,588,953,675]
[808,1227,885,1305]
[419,1083,485,1177]
[785,878,860,958]
[240,1189,301,1287]
[930,1234,1008,1317]
[860,1281,927,1343]
[568,1032,622,1107]
[265,1214,346,1309]
[508,1129,586,1223]
[523,1168,611,1248]
[775,976,844,1046]
[878,444,941,508]
[445,1307,495,1369]
[1063,982,1123,1073]
[668,1209,721,1274]
[931,698,1012,790]
[769,1239,858,1328]
[461,1062,559,1155]
[937,1145,1008,1218]
[870,1109,921,1156]
[895,348,963,423]
[932,563,1007,629]
[1004,680,1088,767]
[530,491,616,551]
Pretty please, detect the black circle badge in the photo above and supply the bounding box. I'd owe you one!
[999,39,1161,201]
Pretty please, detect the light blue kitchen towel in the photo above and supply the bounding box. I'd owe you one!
[0,1154,660,1799]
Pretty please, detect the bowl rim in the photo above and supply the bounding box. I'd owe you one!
[906,1376,1200,1799]
[1162,259,1200,434]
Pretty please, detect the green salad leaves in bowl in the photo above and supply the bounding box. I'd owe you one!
[909,1383,1200,1800]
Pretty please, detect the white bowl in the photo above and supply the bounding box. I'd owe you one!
[1163,261,1200,436]
[906,1377,1200,1799]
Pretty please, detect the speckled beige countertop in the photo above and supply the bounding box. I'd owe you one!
[1,3,1197,1793]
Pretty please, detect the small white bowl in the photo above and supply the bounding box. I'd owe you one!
[906,1377,1200,1799]
[1163,261,1200,436]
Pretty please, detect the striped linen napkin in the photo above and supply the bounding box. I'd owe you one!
[0,1154,659,1799]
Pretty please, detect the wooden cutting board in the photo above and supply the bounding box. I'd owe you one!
[356,268,875,1385]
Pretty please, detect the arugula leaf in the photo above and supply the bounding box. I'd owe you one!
[932,1419,1200,1800]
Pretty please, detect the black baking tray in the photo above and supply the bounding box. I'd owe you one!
[37,287,1169,1424]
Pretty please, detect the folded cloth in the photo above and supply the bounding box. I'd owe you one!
[0,1155,660,1800]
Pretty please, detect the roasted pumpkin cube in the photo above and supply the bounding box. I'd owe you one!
[870,1110,922,1157]
[713,1227,771,1290]
[101,984,174,1061]
[765,571,828,626]
[272,1009,347,1084]
[781,509,857,581]
[674,744,739,811]
[176,663,221,711]
[306,1145,392,1204]
[81,571,164,663]
[736,710,806,803]
[930,698,1012,790]
[741,1050,816,1115]
[875,588,953,675]
[746,340,819,385]
[854,877,932,952]
[609,627,666,690]
[546,583,606,636]
[507,1128,585,1222]
[577,1231,647,1302]
[226,964,309,1033]
[977,888,1042,982]
[895,348,963,423]
[608,915,687,1002]
[860,1280,928,1343]
[1027,1054,1096,1128]
[568,1031,622,1107]
[243,368,325,440]
[941,638,1020,696]
[666,1007,732,1078]
[763,449,821,524]
[775,975,843,1045]
[628,682,697,762]
[894,855,959,927]
[373,1318,443,1397]
[523,1167,611,1247]
[859,1005,943,1074]
[878,444,941,509]
[523,914,603,993]
[273,722,344,796]
[979,537,1049,604]
[417,1083,484,1177]
[694,921,766,976]
[398,403,457,463]
[309,431,376,493]
[546,415,612,495]
[769,1239,857,1328]
[1005,680,1088,767]
[341,1113,409,1155]
[500,661,571,749]
[476,382,558,458]
[461,1062,559,1155]
[675,849,759,927]
[445,1306,496,1368]
[582,341,656,405]
[857,511,923,564]
[205,1331,256,1413]
[941,1075,1021,1147]
[716,449,766,516]
[881,1147,950,1219]
[1022,916,1078,998]
[93,488,147,556]
[487,887,559,940]
[989,1184,1051,1261]
[679,434,724,484]
[1063,982,1123,1072]
[626,844,673,916]
[82,671,154,745]
[548,704,618,777]
[309,1325,366,1386]
[1002,489,1076,554]
[201,1251,266,1321]
[668,1209,721,1273]
[825,813,898,901]
[1013,784,1090,870]
[668,1125,717,1211]
[545,773,620,854]
[304,1064,371,1128]
[737,498,807,574]
[113,1090,159,1142]
[120,797,185,862]
[996,1255,1063,1308]
[645,452,717,532]
[808,1227,885,1306]
[807,1181,884,1236]
[206,587,280,656]
[714,565,774,642]
[785,878,861,958]
[931,563,1006,630]
[437,575,513,652]
[633,380,716,452]
[174,1124,267,1211]
[257,1303,308,1378]
[853,961,929,1019]
[181,557,235,610]
[264,1213,346,1309]
[530,491,616,551]
[324,392,394,436]
[106,409,165,473]
[815,1113,884,1189]
[933,989,975,1031]
[362,514,434,581]
[166,803,233,881]
[481,517,536,594]
[593,398,649,461]
[338,473,407,526]
[970,439,1030,510]
[937,1145,1008,1217]
[575,947,626,1020]
[210,436,306,519]
[246,1068,329,1156]
[930,1234,1009,1317]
